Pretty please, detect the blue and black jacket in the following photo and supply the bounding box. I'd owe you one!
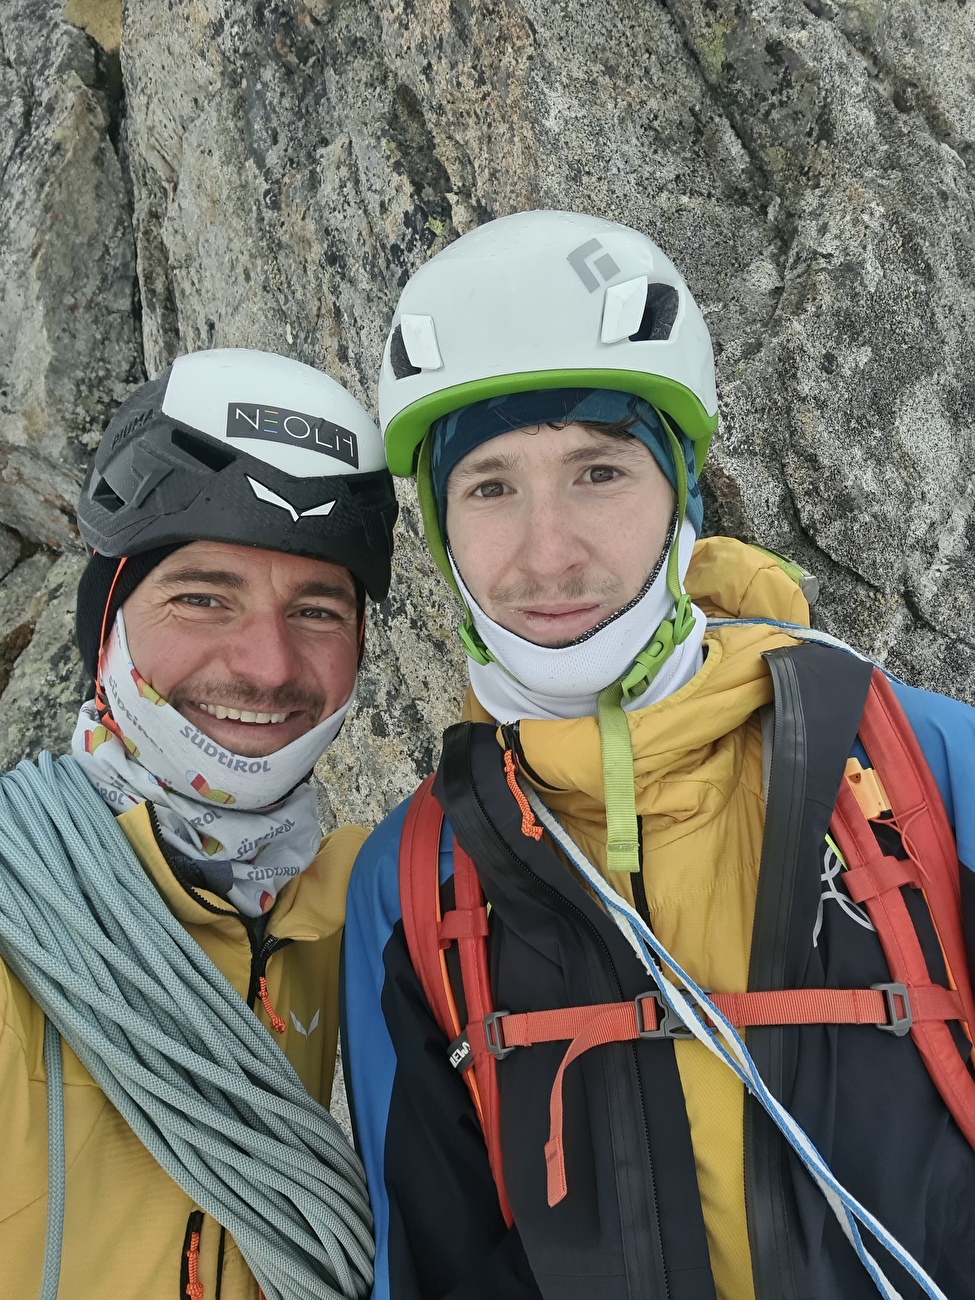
[343,643,975,1300]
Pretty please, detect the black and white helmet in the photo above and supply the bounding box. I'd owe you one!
[79,349,399,600]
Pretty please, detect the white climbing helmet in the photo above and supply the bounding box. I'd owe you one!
[378,209,718,477]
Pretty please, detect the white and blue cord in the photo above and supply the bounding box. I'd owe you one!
[524,783,946,1300]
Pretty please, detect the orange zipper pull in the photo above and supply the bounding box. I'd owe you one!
[257,976,287,1033]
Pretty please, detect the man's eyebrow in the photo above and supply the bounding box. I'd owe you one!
[292,581,357,607]
[449,452,522,484]
[157,570,357,607]
[156,567,247,590]
[450,441,649,486]
[560,440,649,467]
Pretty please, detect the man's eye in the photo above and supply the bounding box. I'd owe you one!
[296,606,338,619]
[586,466,620,484]
[179,594,220,608]
[472,481,506,499]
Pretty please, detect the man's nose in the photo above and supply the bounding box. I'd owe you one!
[223,610,303,688]
[516,491,590,578]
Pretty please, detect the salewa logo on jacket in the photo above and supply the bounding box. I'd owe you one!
[290,1009,321,1038]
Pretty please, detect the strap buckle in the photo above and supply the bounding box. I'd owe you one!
[872,982,913,1036]
[458,616,493,666]
[483,1010,515,1059]
[634,991,698,1040]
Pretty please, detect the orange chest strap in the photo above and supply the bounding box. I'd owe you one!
[473,980,964,1208]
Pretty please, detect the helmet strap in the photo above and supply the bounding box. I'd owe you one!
[458,614,494,666]
[598,414,696,873]
[416,435,491,660]
[417,435,460,595]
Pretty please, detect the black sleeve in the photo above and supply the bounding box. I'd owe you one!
[380,920,542,1300]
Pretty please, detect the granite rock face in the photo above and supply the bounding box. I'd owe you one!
[0,0,974,802]
[0,552,88,770]
[0,0,141,551]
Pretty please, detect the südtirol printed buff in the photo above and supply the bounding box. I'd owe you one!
[450,517,706,723]
[72,610,353,917]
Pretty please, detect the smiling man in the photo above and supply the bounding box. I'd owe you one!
[1,347,397,1297]
[342,212,975,1300]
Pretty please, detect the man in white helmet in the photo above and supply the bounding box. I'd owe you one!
[342,212,975,1300]
[0,349,396,1298]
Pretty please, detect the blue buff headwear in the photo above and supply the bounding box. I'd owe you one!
[430,388,703,537]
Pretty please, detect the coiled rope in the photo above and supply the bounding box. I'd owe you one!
[0,753,374,1300]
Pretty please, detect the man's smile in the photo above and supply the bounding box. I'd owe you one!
[192,700,291,725]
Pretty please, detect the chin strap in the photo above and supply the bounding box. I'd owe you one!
[598,415,695,875]
[458,613,494,666]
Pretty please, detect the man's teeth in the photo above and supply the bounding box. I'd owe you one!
[195,703,289,725]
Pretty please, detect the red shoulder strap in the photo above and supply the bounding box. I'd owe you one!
[452,844,514,1226]
[399,778,514,1226]
[860,671,975,1034]
[399,776,457,1034]
[830,669,975,1148]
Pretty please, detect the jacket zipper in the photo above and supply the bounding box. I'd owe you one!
[146,802,294,1291]
[500,722,564,793]
[633,815,652,930]
[245,932,294,1009]
[180,1208,206,1299]
[467,765,671,1299]
[145,801,294,1010]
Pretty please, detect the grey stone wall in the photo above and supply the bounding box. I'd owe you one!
[2,0,975,814]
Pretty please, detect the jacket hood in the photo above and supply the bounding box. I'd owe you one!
[684,536,811,625]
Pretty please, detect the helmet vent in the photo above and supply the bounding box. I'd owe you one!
[170,427,235,472]
[390,325,421,379]
[90,474,125,514]
[629,283,680,342]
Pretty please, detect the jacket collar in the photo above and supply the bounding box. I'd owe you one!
[116,801,356,943]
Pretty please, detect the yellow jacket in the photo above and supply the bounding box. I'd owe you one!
[467,536,809,1300]
[0,799,364,1299]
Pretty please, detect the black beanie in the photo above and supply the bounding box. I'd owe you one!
[75,544,185,681]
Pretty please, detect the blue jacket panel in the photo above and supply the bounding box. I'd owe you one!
[892,677,975,872]
[343,797,410,1300]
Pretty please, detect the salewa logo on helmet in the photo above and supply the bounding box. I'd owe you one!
[566,238,621,293]
[227,403,359,468]
[246,476,336,522]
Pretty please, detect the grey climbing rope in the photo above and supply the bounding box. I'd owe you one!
[0,753,374,1300]
[40,1017,65,1300]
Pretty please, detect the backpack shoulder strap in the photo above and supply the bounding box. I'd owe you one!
[398,776,514,1226]
[860,671,975,1034]
[399,775,458,1037]
[451,842,514,1226]
[831,669,975,1148]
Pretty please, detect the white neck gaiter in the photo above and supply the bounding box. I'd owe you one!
[72,610,354,916]
[451,519,707,723]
